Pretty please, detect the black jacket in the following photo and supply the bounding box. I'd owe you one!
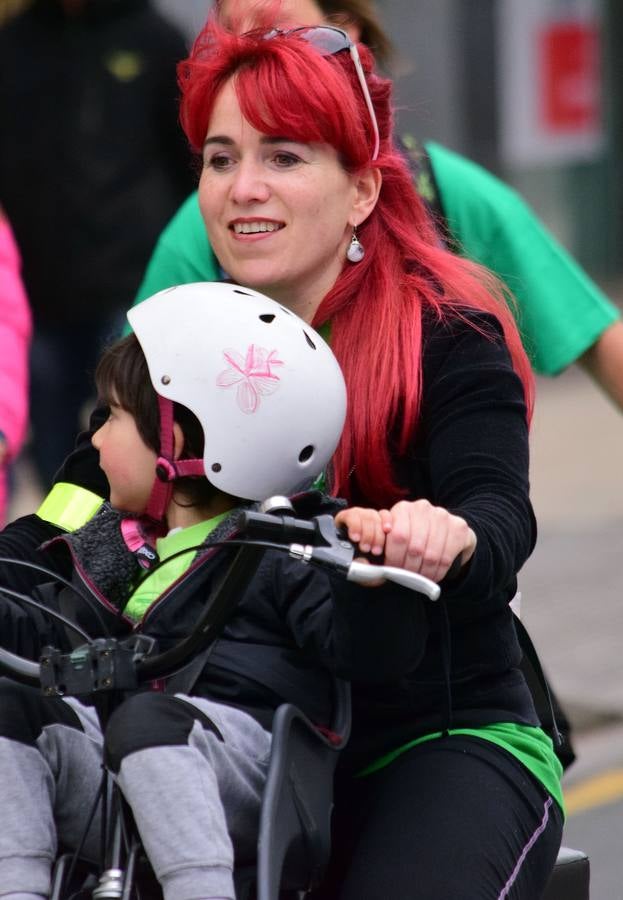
[11,496,428,731]
[342,310,539,769]
[0,0,194,325]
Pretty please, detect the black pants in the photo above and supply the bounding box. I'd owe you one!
[320,735,563,900]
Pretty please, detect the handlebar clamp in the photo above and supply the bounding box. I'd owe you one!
[40,635,157,698]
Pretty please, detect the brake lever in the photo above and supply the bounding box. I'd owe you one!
[289,539,441,600]
[346,561,441,600]
[243,506,447,601]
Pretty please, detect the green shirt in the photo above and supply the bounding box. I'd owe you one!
[124,514,227,622]
[358,721,564,816]
[132,142,619,374]
[427,141,619,374]
[134,192,219,306]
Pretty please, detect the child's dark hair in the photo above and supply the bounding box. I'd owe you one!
[95,334,217,509]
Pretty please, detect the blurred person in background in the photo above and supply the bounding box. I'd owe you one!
[0,208,32,527]
[0,0,195,489]
[137,0,623,414]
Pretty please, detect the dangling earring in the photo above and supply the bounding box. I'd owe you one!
[346,226,365,263]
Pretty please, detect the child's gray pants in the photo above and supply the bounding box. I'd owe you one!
[0,679,272,900]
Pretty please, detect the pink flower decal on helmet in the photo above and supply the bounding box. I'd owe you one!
[217,345,284,414]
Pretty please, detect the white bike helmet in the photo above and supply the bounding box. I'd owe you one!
[127,282,347,504]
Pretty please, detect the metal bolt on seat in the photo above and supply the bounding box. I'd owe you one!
[92,868,124,899]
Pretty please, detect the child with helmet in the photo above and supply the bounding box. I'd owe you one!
[0,282,419,900]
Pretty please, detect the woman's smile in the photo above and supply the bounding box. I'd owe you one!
[229,217,286,238]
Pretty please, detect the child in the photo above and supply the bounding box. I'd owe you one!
[0,283,421,900]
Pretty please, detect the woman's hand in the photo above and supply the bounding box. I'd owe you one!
[382,499,476,583]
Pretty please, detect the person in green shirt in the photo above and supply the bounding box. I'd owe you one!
[135,0,623,408]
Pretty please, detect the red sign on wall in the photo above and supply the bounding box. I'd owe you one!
[539,21,601,134]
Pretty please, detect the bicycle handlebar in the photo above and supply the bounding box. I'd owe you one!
[238,509,320,544]
[241,509,441,600]
[0,646,40,684]
[0,501,444,691]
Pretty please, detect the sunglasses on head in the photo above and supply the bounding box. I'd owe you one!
[261,25,381,161]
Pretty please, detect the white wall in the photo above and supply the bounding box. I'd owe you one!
[382,0,464,149]
[153,0,212,43]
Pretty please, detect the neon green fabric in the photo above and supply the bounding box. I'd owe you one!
[358,721,564,815]
[133,146,620,375]
[124,513,227,621]
[36,483,104,532]
[426,141,619,375]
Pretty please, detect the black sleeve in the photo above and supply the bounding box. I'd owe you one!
[0,515,68,595]
[0,583,68,659]
[419,311,536,604]
[268,555,428,684]
[51,403,110,496]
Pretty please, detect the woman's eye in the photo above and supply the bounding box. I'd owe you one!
[205,153,234,171]
[272,152,301,168]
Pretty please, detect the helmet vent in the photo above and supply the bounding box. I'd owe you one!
[298,445,314,463]
[259,314,276,323]
[234,289,253,296]
[211,463,222,473]
[303,331,316,350]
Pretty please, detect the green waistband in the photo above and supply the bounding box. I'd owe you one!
[357,722,565,815]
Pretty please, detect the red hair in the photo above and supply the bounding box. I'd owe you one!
[178,13,534,507]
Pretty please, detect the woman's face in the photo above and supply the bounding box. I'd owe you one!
[198,79,363,321]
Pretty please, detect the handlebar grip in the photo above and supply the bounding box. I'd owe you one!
[0,647,41,685]
[238,510,318,544]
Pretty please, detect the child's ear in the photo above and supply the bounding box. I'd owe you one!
[172,422,185,461]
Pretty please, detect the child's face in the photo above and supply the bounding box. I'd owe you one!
[91,401,157,514]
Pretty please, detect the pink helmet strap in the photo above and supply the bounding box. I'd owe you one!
[143,394,205,525]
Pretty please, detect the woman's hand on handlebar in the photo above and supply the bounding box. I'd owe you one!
[382,499,476,583]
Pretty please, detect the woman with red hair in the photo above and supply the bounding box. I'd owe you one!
[174,9,563,898]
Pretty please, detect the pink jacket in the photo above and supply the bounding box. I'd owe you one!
[0,217,32,525]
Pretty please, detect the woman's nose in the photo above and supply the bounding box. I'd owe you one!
[91,426,103,450]
[229,158,271,205]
